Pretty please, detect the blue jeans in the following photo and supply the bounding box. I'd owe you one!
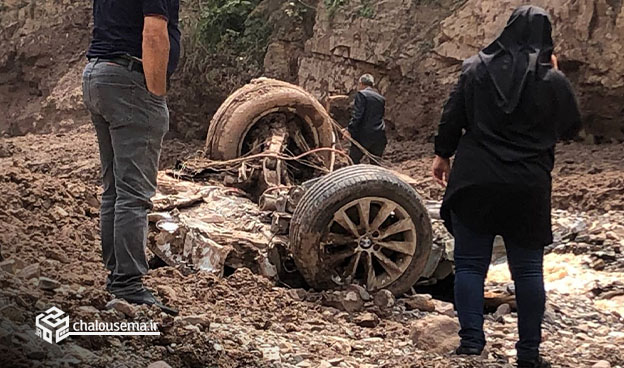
[82,60,169,295]
[452,213,545,360]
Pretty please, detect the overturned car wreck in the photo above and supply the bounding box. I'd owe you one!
[148,78,454,296]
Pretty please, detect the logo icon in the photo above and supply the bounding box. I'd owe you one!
[35,306,70,344]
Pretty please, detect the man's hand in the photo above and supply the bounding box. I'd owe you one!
[142,15,170,96]
[432,155,451,187]
[551,54,559,70]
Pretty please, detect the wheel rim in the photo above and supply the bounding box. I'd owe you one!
[320,197,418,290]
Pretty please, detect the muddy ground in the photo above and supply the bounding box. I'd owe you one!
[0,125,623,368]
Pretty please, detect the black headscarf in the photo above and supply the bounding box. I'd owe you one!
[479,5,554,114]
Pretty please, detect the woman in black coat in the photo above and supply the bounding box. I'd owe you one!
[431,6,581,368]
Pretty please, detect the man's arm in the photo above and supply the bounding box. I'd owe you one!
[347,92,366,135]
[143,16,170,96]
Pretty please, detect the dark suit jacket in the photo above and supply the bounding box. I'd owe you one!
[347,87,386,144]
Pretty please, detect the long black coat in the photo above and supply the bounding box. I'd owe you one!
[347,87,386,145]
[435,56,581,248]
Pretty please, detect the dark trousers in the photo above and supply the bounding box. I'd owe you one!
[349,134,387,165]
[451,213,545,360]
[82,60,169,295]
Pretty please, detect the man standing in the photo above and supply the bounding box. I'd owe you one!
[82,0,180,315]
[345,74,387,164]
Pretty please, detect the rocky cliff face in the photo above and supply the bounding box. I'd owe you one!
[0,0,91,136]
[1,0,623,141]
[290,0,624,141]
[436,0,624,141]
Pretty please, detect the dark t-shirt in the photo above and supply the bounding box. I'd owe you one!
[87,0,181,76]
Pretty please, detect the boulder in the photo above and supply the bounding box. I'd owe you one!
[410,315,460,354]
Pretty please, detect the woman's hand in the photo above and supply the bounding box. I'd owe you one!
[551,54,559,70]
[432,155,451,187]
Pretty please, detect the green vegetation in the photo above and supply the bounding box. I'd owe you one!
[357,0,375,18]
[324,0,375,19]
[196,0,271,66]
[324,0,348,18]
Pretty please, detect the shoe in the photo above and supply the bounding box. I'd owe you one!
[517,356,551,368]
[115,289,179,316]
[455,346,482,355]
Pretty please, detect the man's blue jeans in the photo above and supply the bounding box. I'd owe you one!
[452,213,545,360]
[82,60,169,296]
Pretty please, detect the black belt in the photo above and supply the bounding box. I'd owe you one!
[91,56,143,74]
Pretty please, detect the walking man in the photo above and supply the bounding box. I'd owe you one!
[345,74,387,164]
[432,6,580,367]
[82,0,180,314]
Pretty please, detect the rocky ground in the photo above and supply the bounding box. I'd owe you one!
[0,126,623,368]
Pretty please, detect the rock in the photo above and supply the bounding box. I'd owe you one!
[0,304,26,322]
[347,284,371,301]
[178,314,211,329]
[493,303,512,321]
[321,289,364,313]
[373,289,395,309]
[353,312,380,328]
[410,315,460,354]
[147,362,173,368]
[26,350,47,360]
[259,345,281,362]
[404,294,435,312]
[156,285,177,304]
[433,300,455,317]
[17,263,40,280]
[0,258,25,274]
[105,299,136,318]
[68,344,97,362]
[287,288,307,301]
[592,361,611,368]
[45,248,69,263]
[38,276,61,291]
